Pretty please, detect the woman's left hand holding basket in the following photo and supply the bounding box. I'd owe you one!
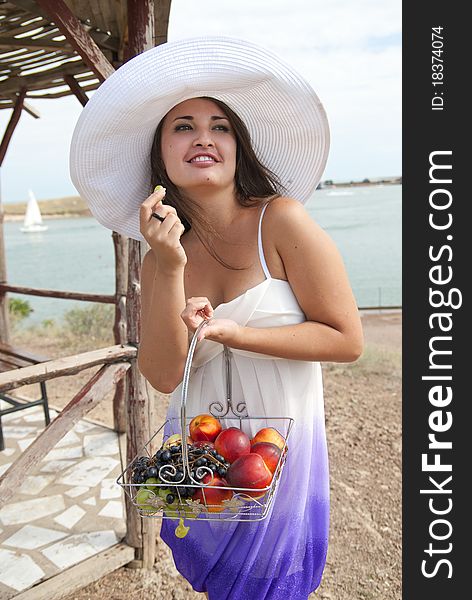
[181,297,242,344]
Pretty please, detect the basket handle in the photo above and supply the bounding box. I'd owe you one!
[179,319,247,477]
[180,319,212,477]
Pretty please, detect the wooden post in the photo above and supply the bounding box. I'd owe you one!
[124,0,158,570]
[112,232,128,433]
[0,88,26,167]
[0,88,27,343]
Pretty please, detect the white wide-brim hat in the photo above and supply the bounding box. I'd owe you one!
[70,36,330,241]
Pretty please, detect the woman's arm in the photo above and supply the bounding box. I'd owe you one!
[193,197,363,362]
[137,189,189,394]
[137,251,189,393]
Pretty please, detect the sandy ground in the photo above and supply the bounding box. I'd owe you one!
[12,311,402,600]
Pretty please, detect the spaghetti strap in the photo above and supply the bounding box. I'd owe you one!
[257,201,272,280]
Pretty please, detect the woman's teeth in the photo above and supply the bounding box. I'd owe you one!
[191,156,215,163]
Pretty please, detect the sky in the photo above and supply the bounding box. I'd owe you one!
[0,0,401,204]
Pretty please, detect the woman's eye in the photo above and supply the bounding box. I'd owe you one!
[213,125,230,132]
[175,124,192,131]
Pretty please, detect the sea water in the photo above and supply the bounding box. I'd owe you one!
[3,184,401,327]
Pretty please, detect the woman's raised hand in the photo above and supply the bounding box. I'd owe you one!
[140,186,187,272]
[181,297,242,344]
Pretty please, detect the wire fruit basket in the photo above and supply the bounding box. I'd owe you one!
[117,320,294,526]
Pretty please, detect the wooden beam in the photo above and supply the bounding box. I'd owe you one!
[0,37,69,52]
[154,0,172,47]
[0,283,114,303]
[34,0,115,80]
[0,88,26,167]
[64,73,89,106]
[0,344,136,393]
[0,362,130,507]
[13,543,135,600]
[124,0,158,570]
[127,0,155,56]
[22,101,41,119]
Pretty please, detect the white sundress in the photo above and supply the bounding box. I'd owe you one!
[160,201,330,600]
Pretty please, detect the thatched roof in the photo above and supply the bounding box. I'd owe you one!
[0,0,170,110]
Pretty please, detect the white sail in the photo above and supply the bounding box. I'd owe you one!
[20,190,48,232]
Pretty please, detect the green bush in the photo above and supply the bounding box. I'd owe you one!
[8,297,33,330]
[62,303,115,346]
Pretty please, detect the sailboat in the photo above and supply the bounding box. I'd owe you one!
[20,189,48,233]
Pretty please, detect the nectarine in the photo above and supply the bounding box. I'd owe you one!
[250,427,285,452]
[189,414,222,442]
[250,442,282,474]
[193,473,233,512]
[226,453,273,499]
[215,427,251,464]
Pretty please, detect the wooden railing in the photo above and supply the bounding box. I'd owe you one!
[0,345,135,507]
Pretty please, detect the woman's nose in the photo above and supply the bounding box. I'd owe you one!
[192,129,214,147]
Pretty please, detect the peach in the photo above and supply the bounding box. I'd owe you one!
[250,427,285,452]
[250,442,282,474]
[226,453,273,499]
[193,473,233,512]
[214,427,251,464]
[189,414,222,442]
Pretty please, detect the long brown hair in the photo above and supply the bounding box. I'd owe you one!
[150,97,285,270]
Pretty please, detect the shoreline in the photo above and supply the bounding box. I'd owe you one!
[2,182,401,222]
[4,213,90,222]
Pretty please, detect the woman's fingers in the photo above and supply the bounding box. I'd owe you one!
[139,186,177,228]
[181,297,214,331]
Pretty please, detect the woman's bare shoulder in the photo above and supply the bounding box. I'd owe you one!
[263,195,319,236]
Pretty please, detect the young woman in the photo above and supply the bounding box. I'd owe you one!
[70,37,363,600]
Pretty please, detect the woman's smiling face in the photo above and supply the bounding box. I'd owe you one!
[160,97,237,192]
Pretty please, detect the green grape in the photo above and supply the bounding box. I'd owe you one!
[136,488,157,513]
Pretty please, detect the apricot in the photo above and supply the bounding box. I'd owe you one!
[189,413,222,442]
[226,453,273,499]
[214,427,251,464]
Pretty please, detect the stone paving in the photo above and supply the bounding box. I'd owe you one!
[0,402,127,598]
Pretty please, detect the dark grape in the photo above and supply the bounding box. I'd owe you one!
[208,463,217,472]
[133,472,146,484]
[215,454,225,463]
[166,493,175,504]
[154,449,163,460]
[217,467,227,477]
[210,449,217,456]
[186,486,197,497]
[146,466,158,478]
[132,471,142,483]
[174,470,184,482]
[193,448,204,455]
[178,487,188,498]
[161,450,171,462]
[170,445,181,454]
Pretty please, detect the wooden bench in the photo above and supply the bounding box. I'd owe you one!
[0,342,51,451]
